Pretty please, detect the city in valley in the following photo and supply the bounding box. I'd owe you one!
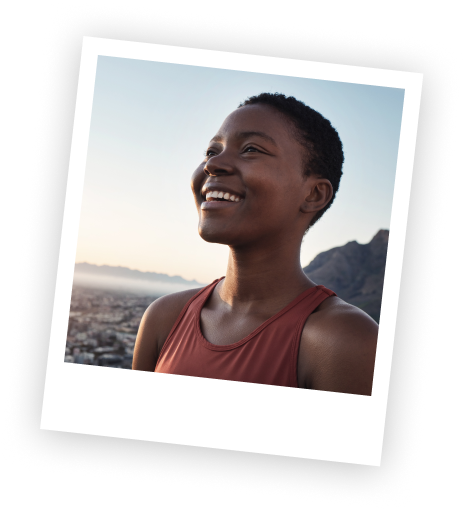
[65,286,156,370]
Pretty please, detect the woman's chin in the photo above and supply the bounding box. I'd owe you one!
[198,228,233,245]
[198,221,245,245]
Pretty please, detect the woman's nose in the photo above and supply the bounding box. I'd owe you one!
[203,153,234,177]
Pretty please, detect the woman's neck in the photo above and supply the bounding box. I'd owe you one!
[217,240,315,313]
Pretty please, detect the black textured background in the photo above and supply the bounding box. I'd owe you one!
[2,0,463,509]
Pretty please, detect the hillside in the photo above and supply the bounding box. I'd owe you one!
[303,230,389,322]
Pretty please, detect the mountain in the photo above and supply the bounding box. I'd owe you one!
[74,262,203,287]
[303,230,389,322]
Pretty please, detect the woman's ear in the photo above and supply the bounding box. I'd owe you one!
[300,178,333,215]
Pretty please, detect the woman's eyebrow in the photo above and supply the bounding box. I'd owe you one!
[210,131,277,146]
[236,131,277,146]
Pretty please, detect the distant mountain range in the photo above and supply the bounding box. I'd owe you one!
[303,229,389,322]
[74,262,203,287]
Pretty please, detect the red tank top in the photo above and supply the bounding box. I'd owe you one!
[155,278,336,387]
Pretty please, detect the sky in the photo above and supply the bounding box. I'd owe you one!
[75,56,404,284]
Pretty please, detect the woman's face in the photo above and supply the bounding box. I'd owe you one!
[191,104,317,248]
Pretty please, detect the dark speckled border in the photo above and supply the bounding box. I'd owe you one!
[2,0,463,509]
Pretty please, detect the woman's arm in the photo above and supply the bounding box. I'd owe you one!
[298,298,378,395]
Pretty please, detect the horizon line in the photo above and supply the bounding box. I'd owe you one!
[75,228,388,277]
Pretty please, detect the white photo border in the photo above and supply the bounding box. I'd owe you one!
[41,37,422,466]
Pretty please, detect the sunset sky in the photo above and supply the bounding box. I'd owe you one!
[75,56,404,284]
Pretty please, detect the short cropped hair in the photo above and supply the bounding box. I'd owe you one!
[238,93,344,227]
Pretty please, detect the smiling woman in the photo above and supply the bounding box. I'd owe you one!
[132,93,378,395]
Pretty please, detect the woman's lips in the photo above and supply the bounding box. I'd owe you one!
[201,200,243,210]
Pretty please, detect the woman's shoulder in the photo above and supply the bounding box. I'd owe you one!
[132,286,205,371]
[143,287,206,339]
[303,296,379,357]
[147,286,205,317]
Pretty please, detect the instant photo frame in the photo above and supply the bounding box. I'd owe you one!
[41,37,422,466]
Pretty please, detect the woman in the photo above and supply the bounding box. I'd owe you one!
[133,93,378,395]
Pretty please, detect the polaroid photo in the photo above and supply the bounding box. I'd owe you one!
[41,37,422,465]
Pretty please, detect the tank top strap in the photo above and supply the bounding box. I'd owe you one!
[158,278,223,360]
[288,284,336,316]
[286,284,337,341]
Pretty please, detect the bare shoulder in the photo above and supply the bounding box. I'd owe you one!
[298,296,378,395]
[132,287,203,372]
[306,296,379,342]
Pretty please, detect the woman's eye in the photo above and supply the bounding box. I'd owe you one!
[205,150,216,157]
[244,146,259,153]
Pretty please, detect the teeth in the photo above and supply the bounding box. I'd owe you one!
[204,190,242,202]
